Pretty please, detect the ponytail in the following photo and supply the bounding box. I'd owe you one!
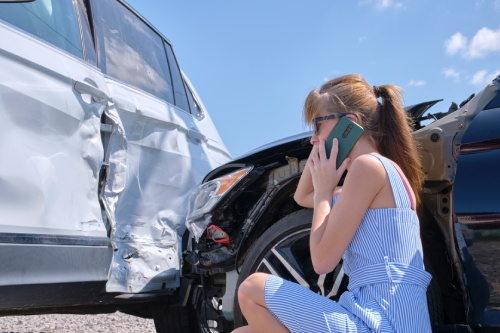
[376,85,424,206]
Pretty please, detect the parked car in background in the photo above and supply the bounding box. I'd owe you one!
[0,0,231,332]
[184,76,500,332]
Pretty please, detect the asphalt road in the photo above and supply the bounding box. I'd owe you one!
[0,312,156,333]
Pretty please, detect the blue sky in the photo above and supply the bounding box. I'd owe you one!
[126,0,500,158]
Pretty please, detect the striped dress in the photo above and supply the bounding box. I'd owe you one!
[265,155,432,332]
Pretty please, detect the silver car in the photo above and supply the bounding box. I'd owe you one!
[0,0,231,332]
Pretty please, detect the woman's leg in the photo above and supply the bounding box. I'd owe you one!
[232,326,253,333]
[234,272,289,333]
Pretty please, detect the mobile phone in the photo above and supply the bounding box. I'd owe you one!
[325,116,364,168]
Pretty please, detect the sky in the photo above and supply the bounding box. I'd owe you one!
[126,0,500,158]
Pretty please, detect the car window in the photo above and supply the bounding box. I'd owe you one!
[92,0,175,104]
[164,41,190,112]
[76,0,97,65]
[0,0,82,58]
[185,81,202,117]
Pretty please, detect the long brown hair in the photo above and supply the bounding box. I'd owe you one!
[304,74,424,205]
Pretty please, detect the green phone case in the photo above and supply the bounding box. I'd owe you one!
[325,116,364,168]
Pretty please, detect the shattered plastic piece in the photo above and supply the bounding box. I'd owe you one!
[207,225,230,244]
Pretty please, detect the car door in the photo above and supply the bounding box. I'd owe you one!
[90,0,231,293]
[0,0,112,297]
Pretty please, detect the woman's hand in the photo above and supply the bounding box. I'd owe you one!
[308,138,350,203]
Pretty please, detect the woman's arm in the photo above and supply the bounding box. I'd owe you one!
[294,163,314,208]
[309,154,385,274]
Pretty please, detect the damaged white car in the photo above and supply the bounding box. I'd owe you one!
[0,0,231,331]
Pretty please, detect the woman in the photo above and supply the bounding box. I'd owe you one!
[233,74,432,332]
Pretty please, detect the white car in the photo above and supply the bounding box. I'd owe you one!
[0,0,231,332]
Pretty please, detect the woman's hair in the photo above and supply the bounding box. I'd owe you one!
[304,74,424,205]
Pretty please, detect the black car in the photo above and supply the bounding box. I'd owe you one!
[183,76,500,332]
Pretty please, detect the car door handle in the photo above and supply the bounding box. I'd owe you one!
[187,128,207,142]
[74,80,108,103]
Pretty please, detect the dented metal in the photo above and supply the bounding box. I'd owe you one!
[102,80,231,293]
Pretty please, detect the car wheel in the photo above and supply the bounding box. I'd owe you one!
[154,285,231,333]
[154,306,201,333]
[192,283,233,333]
[425,261,444,325]
[233,209,348,327]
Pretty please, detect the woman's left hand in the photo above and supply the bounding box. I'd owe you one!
[308,138,350,202]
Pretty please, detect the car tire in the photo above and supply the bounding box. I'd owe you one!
[154,306,201,333]
[425,261,445,325]
[233,209,348,328]
[154,280,233,333]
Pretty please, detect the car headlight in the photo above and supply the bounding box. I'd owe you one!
[186,166,252,241]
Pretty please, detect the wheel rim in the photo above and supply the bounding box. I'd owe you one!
[254,228,346,300]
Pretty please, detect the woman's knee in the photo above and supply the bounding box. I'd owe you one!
[238,272,268,305]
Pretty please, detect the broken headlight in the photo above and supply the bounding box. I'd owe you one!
[186,166,252,241]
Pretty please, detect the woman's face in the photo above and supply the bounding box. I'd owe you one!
[310,111,340,146]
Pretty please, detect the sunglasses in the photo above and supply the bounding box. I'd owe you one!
[313,114,342,135]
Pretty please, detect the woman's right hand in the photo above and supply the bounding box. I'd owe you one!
[309,138,350,203]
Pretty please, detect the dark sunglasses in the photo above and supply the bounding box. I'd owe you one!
[313,114,342,135]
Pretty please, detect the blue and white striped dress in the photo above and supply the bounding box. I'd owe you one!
[265,155,432,332]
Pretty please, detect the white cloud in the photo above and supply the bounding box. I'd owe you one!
[379,0,393,8]
[470,70,488,85]
[471,70,488,85]
[466,27,500,58]
[408,79,425,87]
[444,33,467,55]
[445,27,500,58]
[473,1,500,11]
[359,0,405,9]
[443,68,461,81]
[471,69,500,85]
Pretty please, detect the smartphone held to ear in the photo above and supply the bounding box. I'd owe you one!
[325,116,364,168]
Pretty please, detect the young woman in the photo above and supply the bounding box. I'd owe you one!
[233,74,432,332]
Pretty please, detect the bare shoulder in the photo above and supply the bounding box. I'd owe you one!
[344,154,387,191]
[348,154,387,178]
[336,154,389,212]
